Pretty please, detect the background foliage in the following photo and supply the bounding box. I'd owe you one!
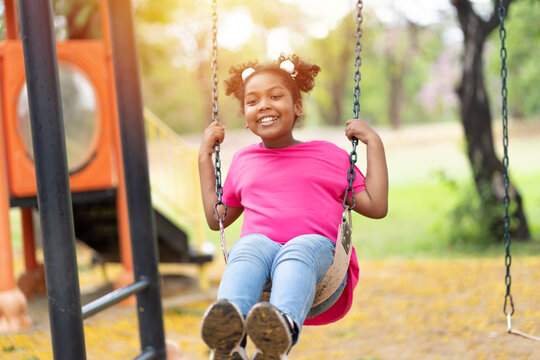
[129,0,540,134]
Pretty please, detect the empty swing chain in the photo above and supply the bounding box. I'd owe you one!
[344,0,363,212]
[498,0,514,330]
[498,2,540,343]
[498,0,540,341]
[211,0,228,262]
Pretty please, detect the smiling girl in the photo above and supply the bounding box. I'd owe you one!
[198,54,388,360]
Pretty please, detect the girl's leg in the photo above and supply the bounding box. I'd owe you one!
[217,233,281,316]
[245,235,334,359]
[203,234,281,360]
[269,234,335,333]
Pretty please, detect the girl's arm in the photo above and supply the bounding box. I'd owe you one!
[198,121,244,230]
[345,118,389,219]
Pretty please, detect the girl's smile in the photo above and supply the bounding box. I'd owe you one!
[243,72,303,148]
[257,116,278,126]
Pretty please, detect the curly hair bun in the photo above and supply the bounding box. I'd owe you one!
[224,54,321,105]
[278,54,320,93]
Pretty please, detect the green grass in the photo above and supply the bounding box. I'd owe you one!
[353,181,459,259]
[353,171,540,259]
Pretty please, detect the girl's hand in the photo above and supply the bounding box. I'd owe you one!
[200,121,225,156]
[345,118,379,145]
[344,119,388,219]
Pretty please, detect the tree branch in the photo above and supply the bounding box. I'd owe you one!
[485,0,515,35]
[451,0,478,38]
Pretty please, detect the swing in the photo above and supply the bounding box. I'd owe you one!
[209,0,364,319]
[498,0,540,342]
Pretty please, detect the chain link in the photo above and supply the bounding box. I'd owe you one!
[211,0,228,262]
[211,0,224,211]
[499,0,514,320]
[353,0,363,120]
[211,0,219,125]
[344,0,363,210]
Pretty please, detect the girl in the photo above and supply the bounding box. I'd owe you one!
[198,54,388,360]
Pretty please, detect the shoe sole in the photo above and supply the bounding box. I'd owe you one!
[201,300,246,360]
[246,302,292,360]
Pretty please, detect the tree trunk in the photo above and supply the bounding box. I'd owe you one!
[329,29,353,126]
[385,23,419,129]
[388,74,403,129]
[453,0,529,240]
[330,79,345,126]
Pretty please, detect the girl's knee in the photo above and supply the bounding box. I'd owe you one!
[230,234,274,254]
[228,234,279,268]
[274,235,335,270]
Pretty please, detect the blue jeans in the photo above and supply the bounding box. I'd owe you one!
[217,233,335,332]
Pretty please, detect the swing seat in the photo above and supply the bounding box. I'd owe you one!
[258,209,353,319]
[259,274,347,319]
[307,275,347,318]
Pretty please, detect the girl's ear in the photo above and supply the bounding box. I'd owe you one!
[294,99,303,118]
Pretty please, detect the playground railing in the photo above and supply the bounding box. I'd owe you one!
[144,108,206,256]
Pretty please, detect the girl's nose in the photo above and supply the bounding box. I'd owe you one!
[258,97,270,110]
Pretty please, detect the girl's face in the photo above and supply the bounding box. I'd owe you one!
[243,72,303,149]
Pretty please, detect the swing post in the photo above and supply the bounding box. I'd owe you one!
[18,0,87,357]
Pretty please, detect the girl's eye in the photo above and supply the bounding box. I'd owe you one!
[271,95,282,100]
[246,98,258,106]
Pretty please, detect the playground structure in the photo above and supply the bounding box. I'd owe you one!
[0,0,209,355]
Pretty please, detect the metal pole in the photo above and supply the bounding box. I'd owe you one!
[18,1,86,359]
[106,0,166,358]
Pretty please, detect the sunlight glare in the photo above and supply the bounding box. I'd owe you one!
[217,8,254,51]
[267,28,292,60]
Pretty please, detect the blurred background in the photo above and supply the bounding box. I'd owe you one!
[129,0,540,256]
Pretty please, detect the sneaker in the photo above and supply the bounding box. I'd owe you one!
[246,302,293,360]
[201,300,248,360]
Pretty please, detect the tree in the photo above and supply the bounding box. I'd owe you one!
[451,0,529,240]
[486,0,540,119]
[383,21,420,129]
[309,13,356,126]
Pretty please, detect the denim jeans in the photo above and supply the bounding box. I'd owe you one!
[217,233,335,332]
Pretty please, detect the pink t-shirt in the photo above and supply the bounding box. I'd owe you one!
[222,140,366,325]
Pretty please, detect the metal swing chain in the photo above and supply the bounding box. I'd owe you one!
[343,0,363,212]
[211,0,228,262]
[498,0,514,328]
[499,2,540,342]
[499,5,540,343]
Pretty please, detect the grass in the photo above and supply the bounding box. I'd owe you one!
[354,170,540,259]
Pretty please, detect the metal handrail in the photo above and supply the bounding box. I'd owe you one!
[82,277,150,319]
[144,108,205,252]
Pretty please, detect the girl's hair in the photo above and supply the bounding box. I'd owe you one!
[224,54,321,108]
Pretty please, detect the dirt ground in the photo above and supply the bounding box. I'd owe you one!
[1,256,540,360]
